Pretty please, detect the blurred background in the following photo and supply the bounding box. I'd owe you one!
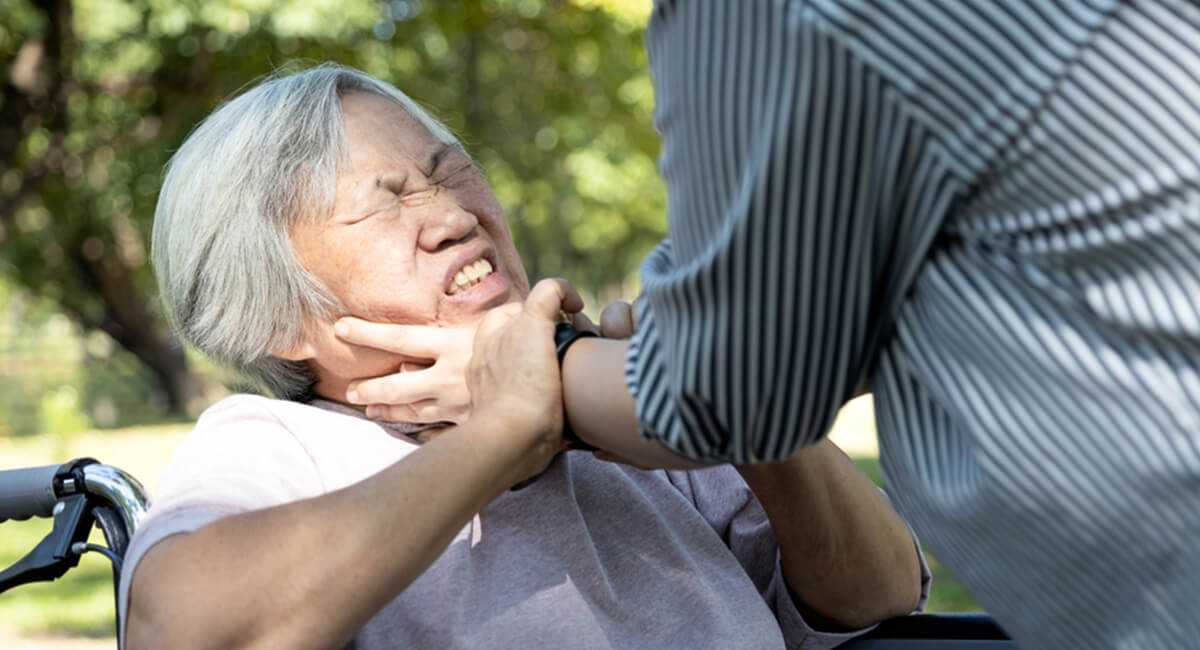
[0,0,979,645]
[2,0,664,431]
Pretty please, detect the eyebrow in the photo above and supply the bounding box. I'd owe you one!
[425,143,459,176]
[371,144,463,195]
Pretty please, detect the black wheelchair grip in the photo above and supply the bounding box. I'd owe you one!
[0,465,61,522]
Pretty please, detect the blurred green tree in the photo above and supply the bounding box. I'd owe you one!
[0,0,665,416]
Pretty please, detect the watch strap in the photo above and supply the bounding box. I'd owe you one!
[554,322,598,451]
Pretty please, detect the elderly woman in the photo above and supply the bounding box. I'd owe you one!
[121,63,926,649]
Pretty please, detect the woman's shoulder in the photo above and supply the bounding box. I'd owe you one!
[157,395,327,488]
[197,392,320,424]
[178,393,417,491]
[193,394,374,440]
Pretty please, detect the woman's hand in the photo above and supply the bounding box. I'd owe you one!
[331,293,611,428]
[334,320,475,424]
[468,278,586,481]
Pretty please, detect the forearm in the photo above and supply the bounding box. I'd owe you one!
[561,336,703,469]
[126,416,534,650]
[737,440,922,629]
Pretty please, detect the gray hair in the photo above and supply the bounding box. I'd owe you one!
[152,63,459,400]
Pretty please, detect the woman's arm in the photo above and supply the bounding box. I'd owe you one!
[126,406,553,650]
[127,281,576,650]
[326,295,920,632]
[736,440,923,630]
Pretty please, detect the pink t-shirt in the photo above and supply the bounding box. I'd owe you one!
[118,395,927,649]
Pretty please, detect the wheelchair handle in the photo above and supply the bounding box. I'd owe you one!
[0,464,62,522]
[0,459,148,601]
[81,464,148,537]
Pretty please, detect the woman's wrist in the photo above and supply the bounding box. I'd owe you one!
[463,402,561,486]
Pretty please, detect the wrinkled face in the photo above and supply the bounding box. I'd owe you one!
[287,91,529,397]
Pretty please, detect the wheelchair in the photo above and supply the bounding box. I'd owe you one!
[0,458,1016,649]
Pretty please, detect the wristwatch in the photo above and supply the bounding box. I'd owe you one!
[554,322,598,451]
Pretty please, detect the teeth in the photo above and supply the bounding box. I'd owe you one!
[447,258,495,295]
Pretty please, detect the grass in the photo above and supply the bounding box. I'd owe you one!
[0,424,980,642]
[0,522,117,638]
[0,423,190,641]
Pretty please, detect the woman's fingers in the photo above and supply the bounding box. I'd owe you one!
[334,317,458,358]
[347,371,436,406]
[365,399,444,424]
[526,278,584,320]
[568,310,599,334]
[335,324,477,425]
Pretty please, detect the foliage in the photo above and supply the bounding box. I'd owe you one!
[1,0,667,420]
[0,275,185,434]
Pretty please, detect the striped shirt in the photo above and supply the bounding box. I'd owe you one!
[625,0,1200,647]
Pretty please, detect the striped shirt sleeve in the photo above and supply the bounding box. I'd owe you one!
[626,0,957,463]
[629,1,1200,648]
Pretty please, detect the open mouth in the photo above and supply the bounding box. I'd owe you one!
[446,258,495,295]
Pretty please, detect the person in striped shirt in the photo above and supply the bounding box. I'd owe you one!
[360,1,1200,648]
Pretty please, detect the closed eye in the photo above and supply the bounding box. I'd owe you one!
[339,189,401,225]
[437,162,481,187]
[432,147,480,185]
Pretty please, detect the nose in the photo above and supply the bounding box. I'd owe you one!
[416,190,478,252]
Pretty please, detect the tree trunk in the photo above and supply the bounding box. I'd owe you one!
[70,246,203,415]
[0,0,208,417]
